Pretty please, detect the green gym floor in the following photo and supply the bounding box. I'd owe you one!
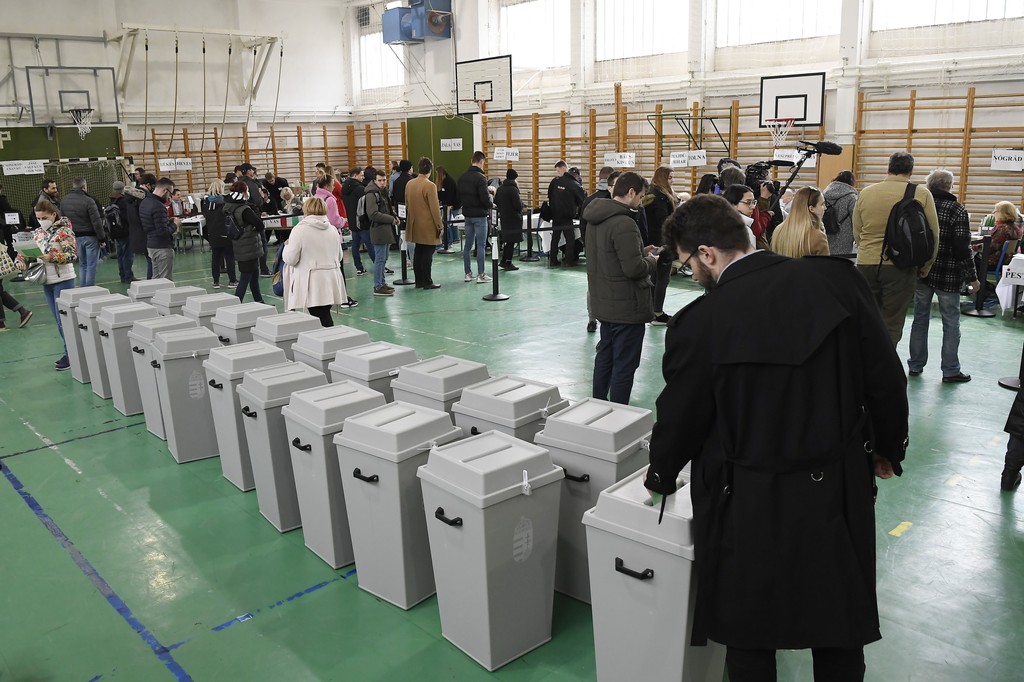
[1,245,1023,681]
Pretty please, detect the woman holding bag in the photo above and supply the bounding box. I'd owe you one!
[15,198,77,370]
[282,197,348,326]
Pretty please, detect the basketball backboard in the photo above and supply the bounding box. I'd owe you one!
[455,55,512,116]
[26,66,120,127]
[759,72,825,128]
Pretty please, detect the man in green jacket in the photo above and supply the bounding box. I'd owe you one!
[583,172,658,404]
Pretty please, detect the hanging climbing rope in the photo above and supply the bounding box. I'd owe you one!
[220,39,233,153]
[143,31,150,162]
[265,40,284,150]
[200,35,208,151]
[167,33,179,154]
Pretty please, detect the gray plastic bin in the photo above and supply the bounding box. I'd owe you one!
[390,355,490,415]
[97,302,162,416]
[151,327,223,463]
[250,311,322,361]
[56,286,110,384]
[291,326,371,376]
[182,293,243,331]
[282,381,387,567]
[127,278,174,304]
[151,285,207,317]
[534,398,653,604]
[417,430,564,671]
[452,375,570,441]
[327,341,418,401]
[203,342,289,491]
[211,302,277,345]
[127,316,200,439]
[334,401,462,609]
[75,294,131,400]
[582,468,725,682]
[237,362,327,531]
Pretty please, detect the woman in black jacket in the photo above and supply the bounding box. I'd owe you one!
[493,169,523,270]
[223,181,265,303]
[435,166,460,250]
[641,166,681,326]
[203,180,238,289]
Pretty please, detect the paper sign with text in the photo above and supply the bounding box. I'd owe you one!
[773,149,816,168]
[991,149,1024,172]
[1,159,45,176]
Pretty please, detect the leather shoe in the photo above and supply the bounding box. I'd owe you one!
[1001,471,1022,491]
[908,369,922,376]
[942,372,971,383]
[422,283,441,289]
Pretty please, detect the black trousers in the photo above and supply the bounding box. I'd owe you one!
[211,246,237,284]
[307,304,334,327]
[412,242,435,286]
[234,260,263,303]
[652,249,673,313]
[725,646,865,682]
[500,235,518,265]
[550,224,576,264]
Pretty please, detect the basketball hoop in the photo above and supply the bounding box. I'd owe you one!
[765,117,795,148]
[69,108,94,140]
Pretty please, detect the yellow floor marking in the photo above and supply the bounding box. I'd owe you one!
[889,521,913,537]
[946,474,962,487]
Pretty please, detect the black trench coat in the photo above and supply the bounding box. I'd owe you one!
[645,252,909,650]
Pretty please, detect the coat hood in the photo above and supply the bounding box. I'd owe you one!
[297,214,331,230]
[582,197,635,224]
[124,186,146,200]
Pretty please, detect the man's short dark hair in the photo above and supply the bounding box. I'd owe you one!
[472,151,486,164]
[350,166,363,176]
[418,157,433,175]
[717,158,740,174]
[719,166,746,189]
[375,170,387,179]
[135,167,146,173]
[140,173,158,187]
[612,172,647,198]
[156,177,174,190]
[663,194,750,256]
[888,151,914,176]
[598,166,614,180]
[398,159,413,174]
[722,184,752,205]
[234,165,243,173]
[607,171,621,187]
[555,161,567,170]
[41,179,55,190]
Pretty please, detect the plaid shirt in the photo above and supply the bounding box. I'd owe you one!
[925,189,976,293]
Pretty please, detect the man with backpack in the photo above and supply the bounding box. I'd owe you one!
[853,151,940,344]
[108,181,136,283]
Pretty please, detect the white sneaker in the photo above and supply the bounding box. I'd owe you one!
[477,273,491,283]
[464,273,475,283]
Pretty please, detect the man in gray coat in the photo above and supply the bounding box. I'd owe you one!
[61,178,107,287]
[583,171,658,404]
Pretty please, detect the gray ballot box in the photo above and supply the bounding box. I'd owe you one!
[236,362,327,532]
[291,326,371,376]
[203,342,289,492]
[327,341,418,402]
[150,327,223,463]
[151,285,207,317]
[75,294,131,400]
[390,355,490,416]
[417,430,565,671]
[452,375,570,441]
[127,316,200,439]
[250,311,322,361]
[56,286,110,384]
[211,302,277,345]
[334,401,461,610]
[582,468,726,682]
[182,293,242,331]
[127,278,174,304]
[534,398,653,604]
[282,381,386,568]
[97,302,162,416]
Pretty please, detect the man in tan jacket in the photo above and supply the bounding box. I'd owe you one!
[854,151,940,344]
[405,157,444,289]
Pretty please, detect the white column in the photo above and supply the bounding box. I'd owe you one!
[833,0,868,145]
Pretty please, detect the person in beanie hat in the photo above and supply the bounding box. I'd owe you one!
[109,180,135,282]
[494,168,524,271]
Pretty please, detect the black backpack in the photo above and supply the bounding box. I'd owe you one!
[224,206,245,241]
[881,183,934,269]
[822,203,840,235]
[104,203,127,239]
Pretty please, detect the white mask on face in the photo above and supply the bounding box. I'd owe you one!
[38,219,53,229]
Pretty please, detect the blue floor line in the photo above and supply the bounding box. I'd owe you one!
[1,462,193,682]
[209,575,351,633]
[0,420,147,460]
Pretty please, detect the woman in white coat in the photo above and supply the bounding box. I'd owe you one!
[282,197,348,326]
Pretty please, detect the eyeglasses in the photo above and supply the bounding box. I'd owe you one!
[740,199,757,206]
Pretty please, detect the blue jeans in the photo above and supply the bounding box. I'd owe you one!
[76,236,101,287]
[908,281,962,376]
[350,229,371,271]
[463,216,488,275]
[116,238,134,281]
[593,322,647,404]
[373,243,390,289]
[43,278,76,356]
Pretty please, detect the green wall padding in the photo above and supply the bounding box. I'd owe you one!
[405,116,473,178]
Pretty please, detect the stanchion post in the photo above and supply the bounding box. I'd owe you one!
[964,234,994,318]
[393,230,414,286]
[521,208,540,262]
[483,219,509,302]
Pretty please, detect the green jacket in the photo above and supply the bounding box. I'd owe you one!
[583,198,657,324]
[364,184,397,246]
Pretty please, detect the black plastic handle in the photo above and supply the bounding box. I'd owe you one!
[150,360,161,369]
[291,437,312,452]
[434,507,463,527]
[218,335,231,343]
[59,309,67,316]
[98,330,109,337]
[241,406,257,419]
[564,471,590,483]
[615,557,654,581]
[77,323,88,330]
[132,346,145,355]
[208,379,223,390]
[470,426,481,435]
[352,468,379,483]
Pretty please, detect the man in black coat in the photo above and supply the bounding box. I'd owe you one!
[643,194,909,682]
[140,176,180,280]
[342,168,370,275]
[547,160,586,267]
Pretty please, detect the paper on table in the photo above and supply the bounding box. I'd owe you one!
[12,240,43,258]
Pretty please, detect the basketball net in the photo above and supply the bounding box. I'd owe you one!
[765,118,795,148]
[70,108,94,140]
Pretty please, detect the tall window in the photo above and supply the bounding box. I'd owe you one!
[594,0,687,61]
[717,0,841,47]
[498,0,570,70]
[873,0,1024,30]
[356,3,405,91]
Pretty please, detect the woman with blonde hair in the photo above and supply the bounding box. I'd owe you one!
[202,178,238,289]
[985,200,1022,268]
[282,196,348,327]
[643,166,681,325]
[771,186,830,258]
